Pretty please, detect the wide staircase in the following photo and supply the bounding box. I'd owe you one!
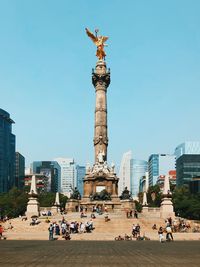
[3,212,200,240]
[71,213,165,240]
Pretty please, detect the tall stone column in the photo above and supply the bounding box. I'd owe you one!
[92,60,110,162]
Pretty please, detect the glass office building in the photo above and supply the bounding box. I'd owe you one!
[32,161,61,192]
[76,165,86,197]
[176,154,200,187]
[148,154,159,186]
[131,159,148,197]
[0,108,15,193]
[175,142,200,160]
[15,152,25,189]
[148,154,175,186]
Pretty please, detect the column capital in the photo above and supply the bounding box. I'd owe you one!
[92,72,110,88]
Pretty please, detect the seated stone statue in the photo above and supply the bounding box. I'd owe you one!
[70,187,81,200]
[119,187,132,200]
[90,189,111,201]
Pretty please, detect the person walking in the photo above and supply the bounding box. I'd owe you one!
[158,227,164,242]
[48,224,54,241]
[166,225,174,241]
[132,224,136,237]
[134,210,138,219]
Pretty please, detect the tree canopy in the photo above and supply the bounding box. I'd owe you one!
[172,186,200,220]
[0,188,68,218]
[143,184,200,220]
[0,187,28,218]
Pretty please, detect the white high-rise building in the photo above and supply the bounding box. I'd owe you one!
[118,151,132,195]
[54,158,76,196]
[119,151,148,198]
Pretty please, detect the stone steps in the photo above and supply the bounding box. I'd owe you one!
[3,212,200,241]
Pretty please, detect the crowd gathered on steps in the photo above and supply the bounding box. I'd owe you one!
[152,216,200,238]
[1,205,200,242]
[48,216,95,241]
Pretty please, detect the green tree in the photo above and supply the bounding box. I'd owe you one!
[38,192,55,207]
[134,200,142,212]
[0,187,28,218]
[172,186,200,220]
[59,194,68,209]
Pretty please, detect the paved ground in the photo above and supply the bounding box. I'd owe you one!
[0,241,200,267]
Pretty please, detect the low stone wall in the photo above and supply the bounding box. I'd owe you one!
[143,207,161,218]
[40,207,52,211]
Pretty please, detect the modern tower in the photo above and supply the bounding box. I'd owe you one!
[148,154,175,186]
[131,159,148,197]
[32,161,61,192]
[15,152,25,189]
[175,142,200,188]
[118,151,148,197]
[55,158,76,196]
[176,154,200,187]
[76,165,86,197]
[118,151,132,195]
[0,108,15,193]
[175,141,200,160]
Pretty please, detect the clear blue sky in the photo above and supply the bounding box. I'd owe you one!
[1,0,200,167]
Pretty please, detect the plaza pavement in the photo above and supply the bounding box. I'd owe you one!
[0,240,200,267]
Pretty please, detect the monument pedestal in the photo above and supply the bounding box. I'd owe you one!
[160,197,175,219]
[81,199,121,212]
[142,206,149,214]
[66,199,80,212]
[160,175,175,219]
[26,175,40,218]
[51,192,61,215]
[120,199,135,211]
[26,197,40,218]
[82,161,120,211]
[51,205,60,215]
[142,191,148,214]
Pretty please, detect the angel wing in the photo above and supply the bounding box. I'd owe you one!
[85,28,97,44]
[102,36,109,42]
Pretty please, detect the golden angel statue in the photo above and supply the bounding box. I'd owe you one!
[85,28,109,60]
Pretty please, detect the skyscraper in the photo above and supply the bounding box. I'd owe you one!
[118,151,132,195]
[32,161,61,192]
[176,154,200,187]
[15,152,25,189]
[0,108,15,193]
[175,142,200,189]
[118,151,148,197]
[175,141,200,160]
[55,158,76,196]
[131,159,148,197]
[76,165,86,197]
[148,154,176,186]
[148,154,159,186]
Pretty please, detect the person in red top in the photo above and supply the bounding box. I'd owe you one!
[0,224,4,239]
